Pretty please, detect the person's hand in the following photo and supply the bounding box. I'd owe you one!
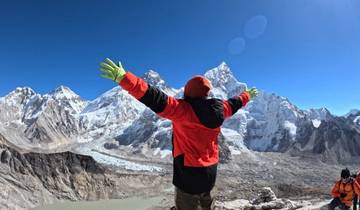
[340,193,347,198]
[245,87,258,99]
[100,58,126,83]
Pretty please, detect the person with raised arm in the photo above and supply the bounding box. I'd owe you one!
[99,58,258,210]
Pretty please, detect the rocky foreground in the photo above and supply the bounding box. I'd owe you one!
[0,133,356,210]
[214,187,329,210]
[151,150,343,210]
[0,134,167,210]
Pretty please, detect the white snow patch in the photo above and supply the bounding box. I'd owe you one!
[228,146,242,155]
[78,147,162,172]
[312,119,321,128]
[153,148,172,158]
[283,121,297,137]
[354,116,360,125]
[221,128,245,148]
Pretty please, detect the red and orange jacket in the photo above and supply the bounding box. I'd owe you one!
[119,72,250,194]
[331,179,360,207]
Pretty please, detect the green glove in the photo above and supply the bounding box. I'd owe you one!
[245,87,258,98]
[100,58,126,83]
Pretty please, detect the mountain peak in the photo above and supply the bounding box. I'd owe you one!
[142,70,165,86]
[205,62,232,77]
[49,85,80,99]
[56,85,73,91]
[3,87,36,101]
[204,62,240,88]
[345,109,360,117]
[218,61,229,70]
[142,70,164,85]
[13,87,36,96]
[141,70,178,96]
[143,69,160,78]
[202,63,247,99]
[0,87,37,109]
[204,62,234,84]
[305,107,332,121]
[309,107,331,114]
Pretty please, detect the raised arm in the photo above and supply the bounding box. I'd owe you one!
[120,71,187,121]
[100,58,186,121]
[223,88,257,118]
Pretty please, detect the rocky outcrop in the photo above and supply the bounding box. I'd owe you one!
[215,187,319,210]
[0,133,116,209]
[288,115,360,164]
[0,134,167,210]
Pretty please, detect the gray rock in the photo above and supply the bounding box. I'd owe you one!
[0,149,11,164]
[215,187,304,210]
[251,187,277,204]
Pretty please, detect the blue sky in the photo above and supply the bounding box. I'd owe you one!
[0,0,359,115]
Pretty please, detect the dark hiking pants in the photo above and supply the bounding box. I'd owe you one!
[329,198,350,210]
[175,187,214,210]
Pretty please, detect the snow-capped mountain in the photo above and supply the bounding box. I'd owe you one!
[205,62,247,99]
[345,109,360,127]
[1,64,360,163]
[0,86,88,149]
[345,109,360,118]
[49,86,88,113]
[200,62,305,152]
[78,86,146,140]
[74,70,178,141]
[141,70,178,96]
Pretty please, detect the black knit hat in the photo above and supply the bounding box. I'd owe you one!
[341,168,351,178]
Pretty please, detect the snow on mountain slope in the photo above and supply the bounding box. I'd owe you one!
[0,87,37,124]
[76,69,178,142]
[79,86,146,140]
[355,116,360,126]
[204,63,306,152]
[0,86,88,149]
[203,62,257,153]
[205,62,247,99]
[199,63,360,160]
[49,85,88,113]
[142,70,178,96]
[72,70,179,160]
[304,108,332,129]
[115,109,172,149]
[243,92,305,151]
[345,109,360,126]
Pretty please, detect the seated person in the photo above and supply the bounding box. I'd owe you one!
[329,169,360,210]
